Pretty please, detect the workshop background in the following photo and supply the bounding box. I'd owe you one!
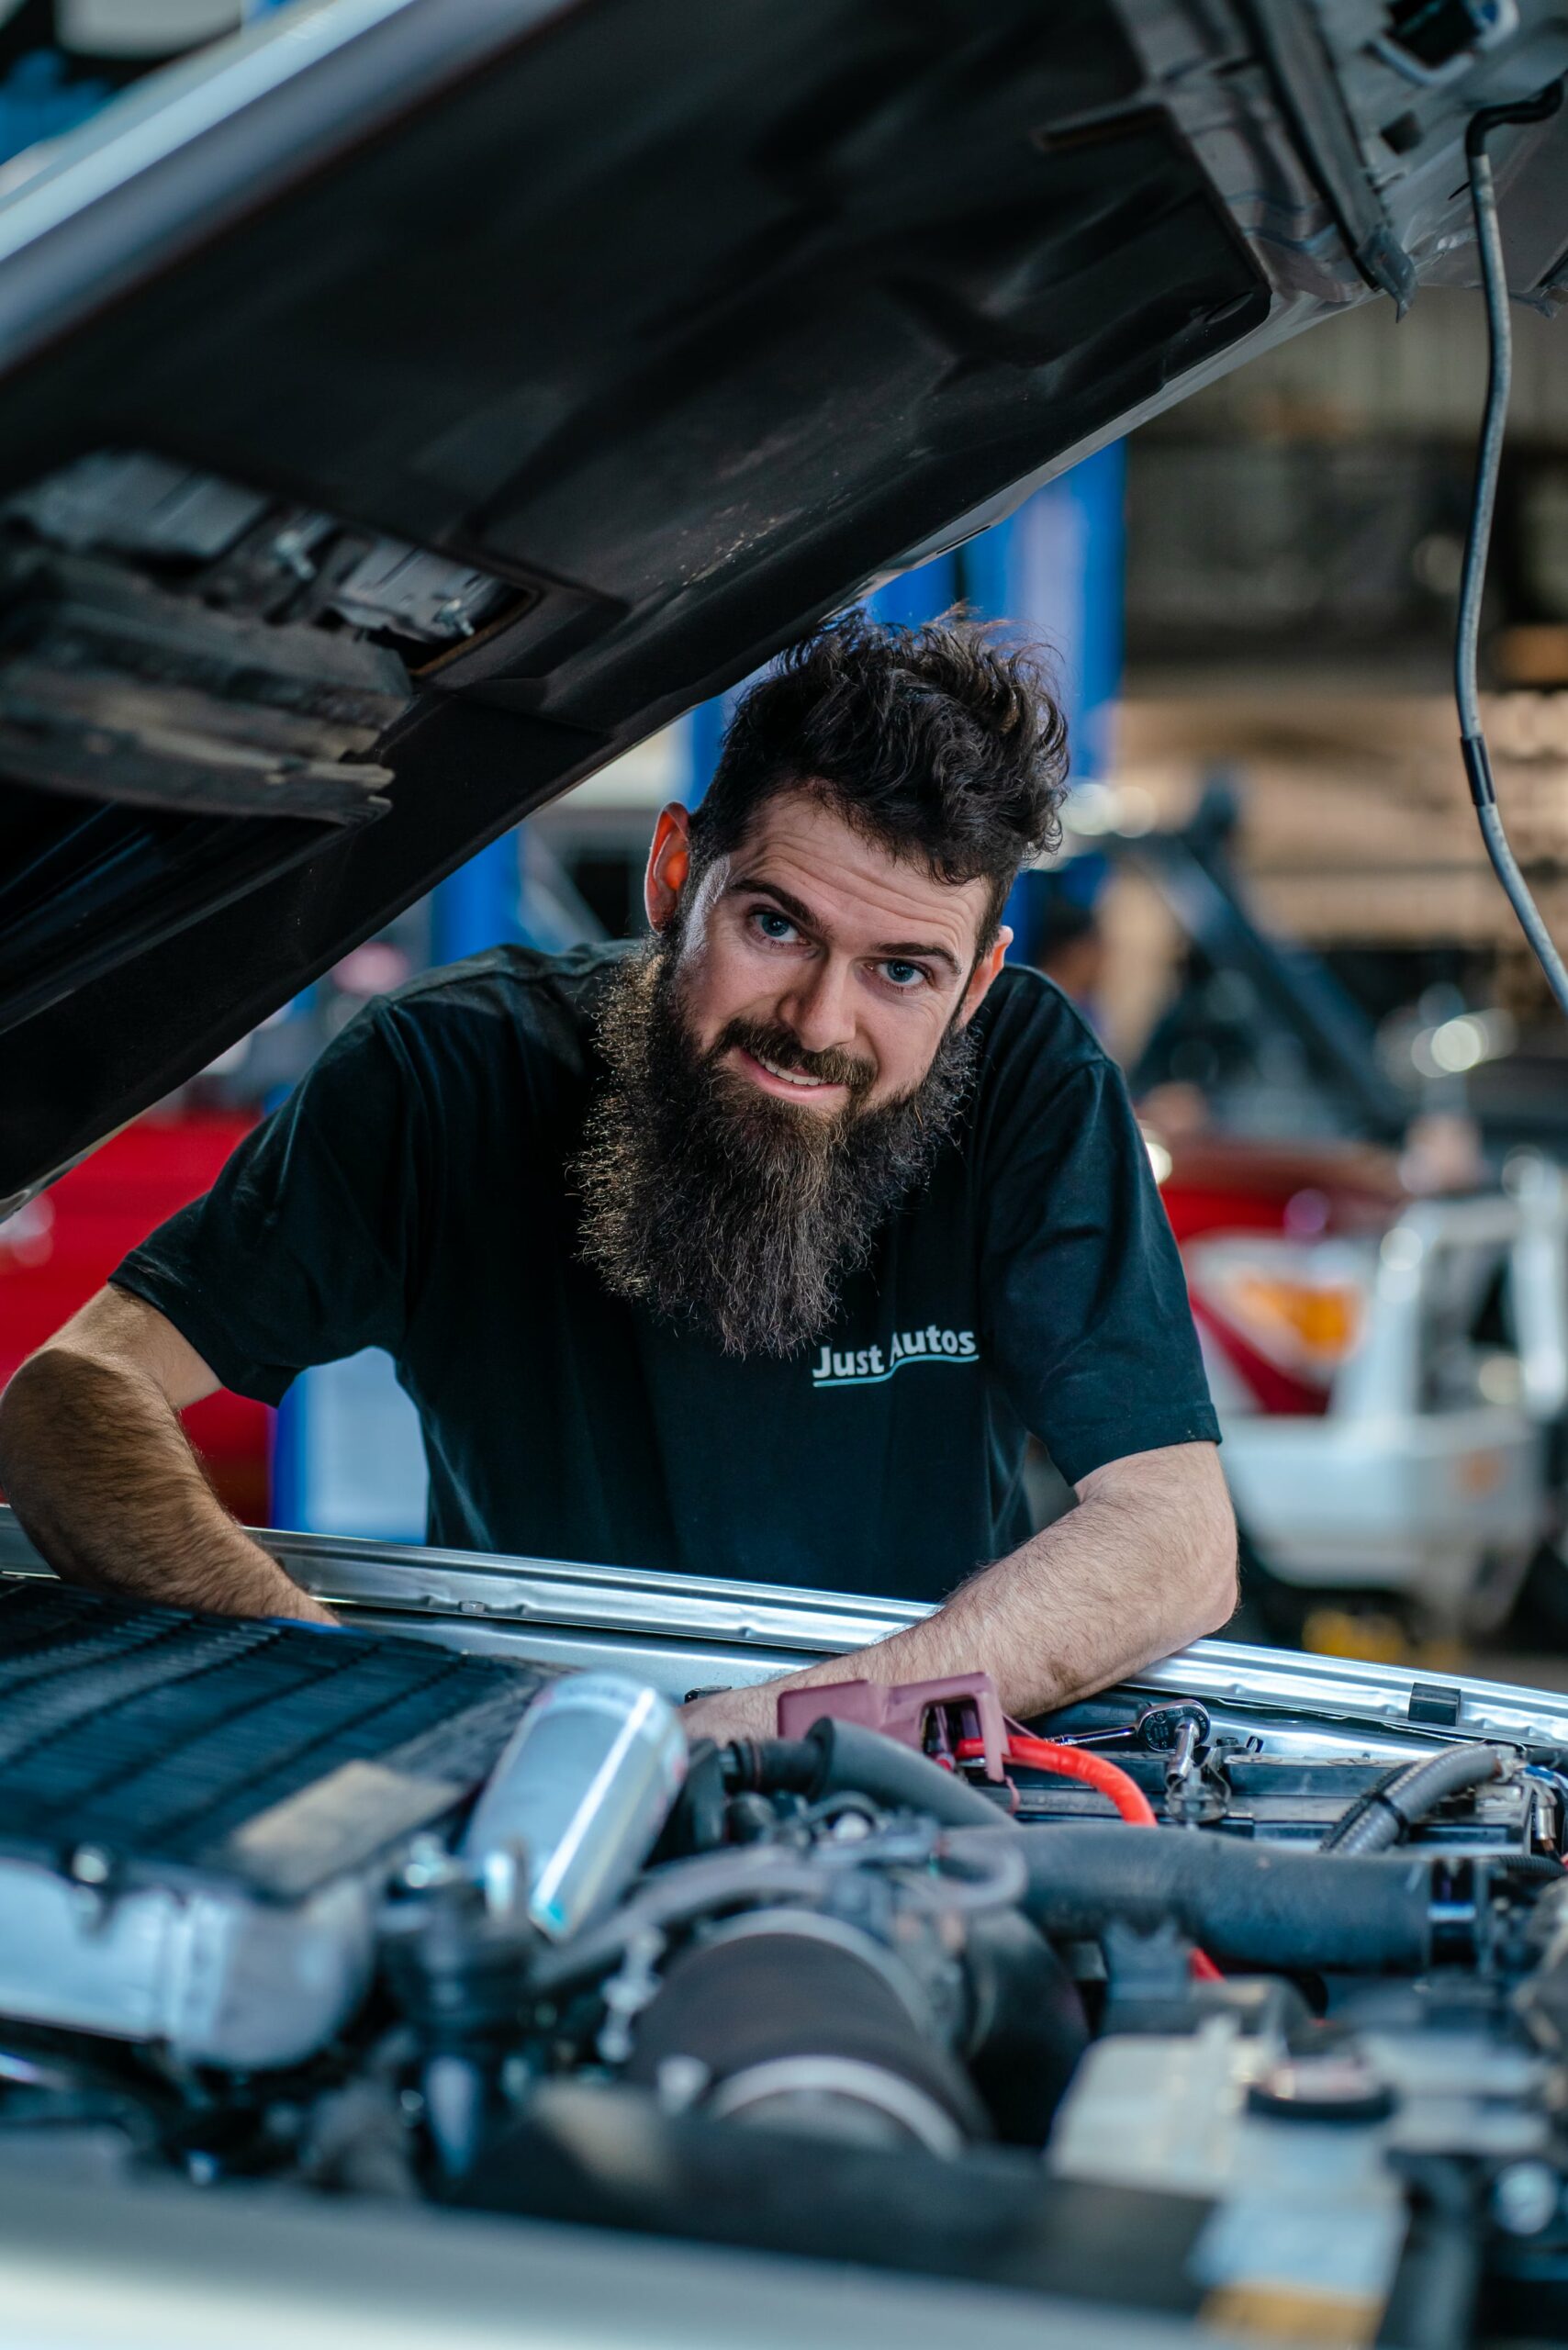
[4,0,1568,1673]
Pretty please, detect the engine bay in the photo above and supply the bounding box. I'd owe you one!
[4,1573,1568,2347]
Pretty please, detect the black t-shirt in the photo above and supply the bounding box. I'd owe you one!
[112,943,1218,1604]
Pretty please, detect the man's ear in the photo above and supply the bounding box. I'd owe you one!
[958,927,1013,1027]
[644,802,693,932]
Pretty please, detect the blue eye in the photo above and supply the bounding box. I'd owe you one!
[881,961,924,990]
[754,909,795,941]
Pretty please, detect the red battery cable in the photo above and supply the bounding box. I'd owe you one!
[1001,1733,1159,1826]
[957,1731,1224,1981]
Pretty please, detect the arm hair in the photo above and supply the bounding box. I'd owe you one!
[685,1441,1237,1737]
[0,1288,336,1623]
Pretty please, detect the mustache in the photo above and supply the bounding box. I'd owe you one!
[713,1016,876,1097]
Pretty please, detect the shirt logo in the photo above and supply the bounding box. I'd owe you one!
[812,1327,980,1389]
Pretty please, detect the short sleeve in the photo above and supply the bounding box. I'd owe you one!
[979,1030,1219,1486]
[110,1004,426,1407]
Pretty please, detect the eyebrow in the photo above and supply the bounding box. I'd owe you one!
[728,873,964,980]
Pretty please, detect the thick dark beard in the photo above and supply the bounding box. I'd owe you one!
[573,937,977,1358]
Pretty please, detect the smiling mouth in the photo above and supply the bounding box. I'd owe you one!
[736,1046,846,1095]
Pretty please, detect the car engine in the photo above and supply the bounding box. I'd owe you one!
[3,1575,1568,2346]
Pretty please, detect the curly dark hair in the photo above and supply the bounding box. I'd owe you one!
[688,612,1070,949]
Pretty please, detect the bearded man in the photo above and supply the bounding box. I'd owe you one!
[0,618,1235,1740]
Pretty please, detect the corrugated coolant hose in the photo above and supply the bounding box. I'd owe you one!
[1320,1746,1503,1854]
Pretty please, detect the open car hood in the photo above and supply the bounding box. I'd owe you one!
[3,0,1568,1207]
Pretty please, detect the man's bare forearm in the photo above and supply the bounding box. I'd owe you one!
[0,1348,334,1622]
[683,1442,1237,1741]
[787,1503,1228,1717]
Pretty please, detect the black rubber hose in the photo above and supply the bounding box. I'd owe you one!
[1320,1746,1502,1854]
[949,1825,1437,1972]
[723,1738,820,1797]
[1492,1852,1566,1881]
[726,1719,1004,1830]
[804,1718,1007,1830]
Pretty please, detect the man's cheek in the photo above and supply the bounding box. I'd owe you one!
[670,951,734,1058]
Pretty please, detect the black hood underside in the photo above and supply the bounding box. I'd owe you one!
[0,0,1560,1203]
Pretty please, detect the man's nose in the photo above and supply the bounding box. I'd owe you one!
[779,957,857,1054]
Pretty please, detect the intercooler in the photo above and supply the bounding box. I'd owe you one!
[0,1575,549,2066]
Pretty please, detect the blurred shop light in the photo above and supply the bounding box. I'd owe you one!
[331,939,411,999]
[1411,531,1465,597]
[1381,1225,1425,1272]
[1410,1006,1517,1078]
[1479,1350,1525,1405]
[0,1193,54,1270]
[1283,1188,1331,1237]
[1139,1126,1172,1185]
[1056,779,1155,843]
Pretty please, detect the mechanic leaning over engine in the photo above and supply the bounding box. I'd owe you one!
[0,615,1237,1740]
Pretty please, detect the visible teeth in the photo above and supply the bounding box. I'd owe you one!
[757,1052,825,1087]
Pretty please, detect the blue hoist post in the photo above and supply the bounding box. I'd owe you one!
[274,834,528,1532]
[682,547,964,806]
[429,833,526,966]
[867,550,960,632]
[678,447,1125,899]
[963,443,1126,962]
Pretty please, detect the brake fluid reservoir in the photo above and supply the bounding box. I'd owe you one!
[461,1673,687,1940]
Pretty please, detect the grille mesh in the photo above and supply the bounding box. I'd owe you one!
[0,1576,544,1889]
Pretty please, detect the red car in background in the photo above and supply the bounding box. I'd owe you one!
[0,1111,270,1524]
[1159,1133,1403,1419]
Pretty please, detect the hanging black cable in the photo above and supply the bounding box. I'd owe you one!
[1455,83,1568,1014]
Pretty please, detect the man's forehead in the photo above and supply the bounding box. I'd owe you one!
[720,788,989,960]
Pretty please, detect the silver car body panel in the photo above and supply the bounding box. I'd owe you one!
[6,1505,1566,1755]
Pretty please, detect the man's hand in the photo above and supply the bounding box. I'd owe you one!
[0,1286,337,1624]
[681,1442,1236,1736]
